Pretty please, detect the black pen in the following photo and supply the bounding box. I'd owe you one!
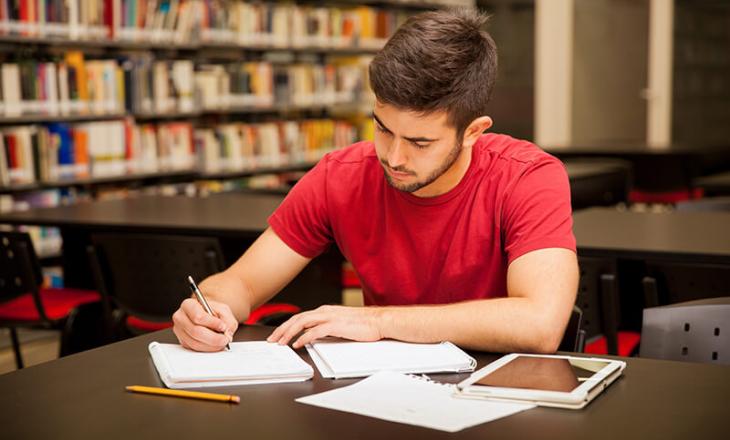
[187,275,231,351]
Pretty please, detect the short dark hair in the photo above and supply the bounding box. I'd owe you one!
[369,9,498,140]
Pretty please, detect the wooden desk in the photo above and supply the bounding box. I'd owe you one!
[0,192,284,237]
[545,143,730,193]
[1,325,727,439]
[0,192,342,310]
[573,208,730,264]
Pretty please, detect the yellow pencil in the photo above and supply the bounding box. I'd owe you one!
[125,385,240,404]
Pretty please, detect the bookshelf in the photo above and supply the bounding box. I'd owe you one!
[0,0,474,258]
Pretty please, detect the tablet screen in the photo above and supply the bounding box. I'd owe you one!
[474,356,612,392]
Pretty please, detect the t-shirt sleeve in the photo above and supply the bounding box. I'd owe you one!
[501,158,577,264]
[268,156,333,258]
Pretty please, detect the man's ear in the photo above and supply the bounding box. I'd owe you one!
[462,116,493,148]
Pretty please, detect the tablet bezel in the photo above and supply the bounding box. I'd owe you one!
[455,353,626,407]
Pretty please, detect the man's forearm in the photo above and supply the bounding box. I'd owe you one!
[377,297,568,353]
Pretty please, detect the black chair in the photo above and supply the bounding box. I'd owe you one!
[577,256,640,356]
[87,232,300,340]
[558,305,586,352]
[0,231,101,368]
[640,297,730,365]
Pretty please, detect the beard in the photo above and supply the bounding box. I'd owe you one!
[381,141,463,193]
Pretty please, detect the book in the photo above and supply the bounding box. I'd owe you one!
[148,341,314,389]
[296,371,534,433]
[305,340,477,379]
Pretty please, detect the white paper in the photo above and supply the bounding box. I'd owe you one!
[296,371,534,432]
[149,341,313,388]
[306,340,476,378]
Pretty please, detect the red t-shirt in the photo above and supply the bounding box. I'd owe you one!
[269,133,576,306]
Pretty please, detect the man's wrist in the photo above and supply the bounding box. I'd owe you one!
[371,306,393,340]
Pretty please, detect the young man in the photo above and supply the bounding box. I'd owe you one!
[172,9,578,353]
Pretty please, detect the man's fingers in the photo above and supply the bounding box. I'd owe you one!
[292,324,334,349]
[269,312,326,346]
[181,298,227,332]
[174,303,231,350]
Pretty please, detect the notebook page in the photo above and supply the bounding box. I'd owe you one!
[308,340,475,377]
[296,371,534,432]
[150,341,312,382]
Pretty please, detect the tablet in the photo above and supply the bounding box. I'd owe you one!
[454,353,626,409]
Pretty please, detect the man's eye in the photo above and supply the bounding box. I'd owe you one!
[375,124,389,134]
[411,141,428,149]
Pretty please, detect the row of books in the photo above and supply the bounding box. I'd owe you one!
[0,52,125,117]
[197,119,360,173]
[0,119,194,185]
[0,117,365,186]
[0,52,373,117]
[0,0,107,39]
[0,1,422,48]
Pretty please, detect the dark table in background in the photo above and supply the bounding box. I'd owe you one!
[545,143,730,195]
[0,192,342,310]
[694,170,730,197]
[572,207,730,328]
[1,325,727,439]
[563,159,631,209]
[572,207,730,264]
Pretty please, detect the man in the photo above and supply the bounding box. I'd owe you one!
[172,9,578,354]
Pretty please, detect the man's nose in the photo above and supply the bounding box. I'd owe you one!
[386,138,408,169]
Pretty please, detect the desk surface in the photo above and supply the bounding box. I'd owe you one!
[573,208,730,262]
[1,326,728,439]
[545,143,730,156]
[0,192,286,236]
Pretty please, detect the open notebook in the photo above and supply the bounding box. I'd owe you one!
[305,340,476,379]
[148,341,313,389]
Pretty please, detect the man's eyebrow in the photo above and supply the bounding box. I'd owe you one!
[373,113,439,143]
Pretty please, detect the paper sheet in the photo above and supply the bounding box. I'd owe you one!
[296,371,535,432]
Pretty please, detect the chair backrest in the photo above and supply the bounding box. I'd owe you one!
[88,233,225,322]
[559,305,586,352]
[0,231,48,320]
[576,256,620,354]
[640,297,730,365]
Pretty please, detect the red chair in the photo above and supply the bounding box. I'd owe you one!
[0,231,100,369]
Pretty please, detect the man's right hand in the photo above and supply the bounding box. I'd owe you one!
[172,298,239,352]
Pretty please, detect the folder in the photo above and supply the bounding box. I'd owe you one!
[148,341,313,389]
[306,340,476,379]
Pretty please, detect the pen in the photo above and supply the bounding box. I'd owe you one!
[125,385,240,403]
[187,275,231,351]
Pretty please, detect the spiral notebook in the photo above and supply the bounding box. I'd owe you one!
[148,341,313,389]
[296,371,535,432]
[305,340,477,379]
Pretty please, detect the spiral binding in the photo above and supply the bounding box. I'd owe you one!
[405,373,458,391]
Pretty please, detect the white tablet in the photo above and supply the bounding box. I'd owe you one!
[454,353,626,409]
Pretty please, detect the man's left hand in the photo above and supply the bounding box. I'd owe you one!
[266,305,384,348]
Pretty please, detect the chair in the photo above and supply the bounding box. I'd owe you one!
[577,256,641,356]
[558,305,587,352]
[0,231,101,369]
[640,297,730,365]
[87,233,299,339]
